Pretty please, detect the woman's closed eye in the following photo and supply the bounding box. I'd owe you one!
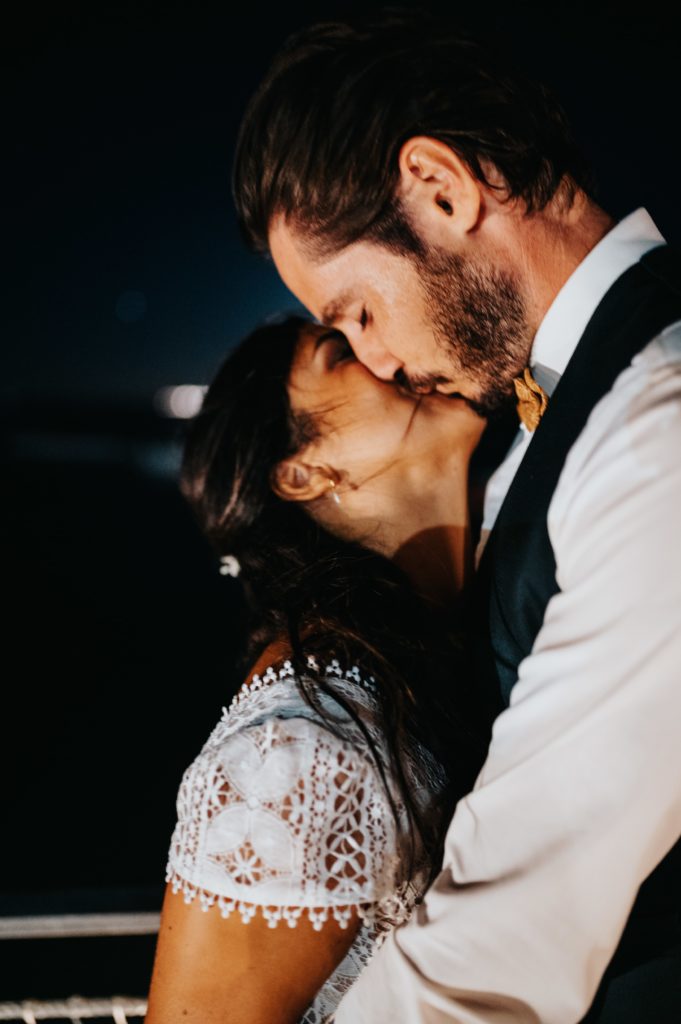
[316,330,357,368]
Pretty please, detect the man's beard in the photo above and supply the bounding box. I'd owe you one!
[407,244,533,419]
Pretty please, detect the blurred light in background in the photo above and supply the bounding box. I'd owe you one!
[154,385,207,419]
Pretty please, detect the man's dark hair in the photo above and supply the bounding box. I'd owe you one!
[231,6,597,262]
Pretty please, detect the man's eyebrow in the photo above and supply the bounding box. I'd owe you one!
[318,289,359,327]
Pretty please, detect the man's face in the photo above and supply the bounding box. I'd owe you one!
[268,213,533,417]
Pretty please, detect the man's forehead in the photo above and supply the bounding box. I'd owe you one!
[268,216,361,322]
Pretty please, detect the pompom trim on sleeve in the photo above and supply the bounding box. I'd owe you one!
[165,864,380,931]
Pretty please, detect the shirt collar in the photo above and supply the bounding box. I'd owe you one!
[529,207,667,398]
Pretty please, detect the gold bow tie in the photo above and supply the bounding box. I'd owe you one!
[513,366,549,432]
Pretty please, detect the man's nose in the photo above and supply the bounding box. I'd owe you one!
[351,337,403,381]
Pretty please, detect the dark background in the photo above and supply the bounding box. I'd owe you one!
[3,0,680,1002]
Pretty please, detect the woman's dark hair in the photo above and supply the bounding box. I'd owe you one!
[232,6,597,262]
[179,312,492,885]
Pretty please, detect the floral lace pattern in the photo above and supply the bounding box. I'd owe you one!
[164,658,447,1022]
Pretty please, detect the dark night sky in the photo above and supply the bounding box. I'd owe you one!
[6,0,681,405]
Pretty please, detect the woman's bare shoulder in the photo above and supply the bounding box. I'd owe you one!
[246,634,295,681]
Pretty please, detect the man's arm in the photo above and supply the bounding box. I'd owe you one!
[332,338,681,1023]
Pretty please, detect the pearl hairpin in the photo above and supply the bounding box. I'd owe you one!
[219,554,241,577]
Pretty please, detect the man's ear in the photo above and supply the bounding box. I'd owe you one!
[271,458,335,503]
[396,135,483,241]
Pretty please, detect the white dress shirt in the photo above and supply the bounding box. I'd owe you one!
[332,207,681,1024]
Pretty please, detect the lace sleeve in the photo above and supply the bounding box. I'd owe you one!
[165,710,405,931]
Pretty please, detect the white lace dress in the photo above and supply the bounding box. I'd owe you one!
[164,656,448,1022]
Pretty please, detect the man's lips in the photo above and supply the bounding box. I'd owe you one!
[394,378,471,413]
[393,367,453,397]
[397,381,465,400]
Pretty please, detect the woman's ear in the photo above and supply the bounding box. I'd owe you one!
[271,459,336,503]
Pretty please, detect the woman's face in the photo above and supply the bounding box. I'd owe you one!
[286,321,485,496]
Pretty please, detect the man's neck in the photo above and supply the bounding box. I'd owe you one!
[523,191,617,344]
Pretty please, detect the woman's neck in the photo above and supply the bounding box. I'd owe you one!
[313,440,476,609]
[393,521,473,610]
[362,452,474,609]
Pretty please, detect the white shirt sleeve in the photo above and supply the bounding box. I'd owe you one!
[331,328,681,1024]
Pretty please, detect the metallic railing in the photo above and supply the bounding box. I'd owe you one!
[0,910,158,1022]
[0,996,147,1022]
